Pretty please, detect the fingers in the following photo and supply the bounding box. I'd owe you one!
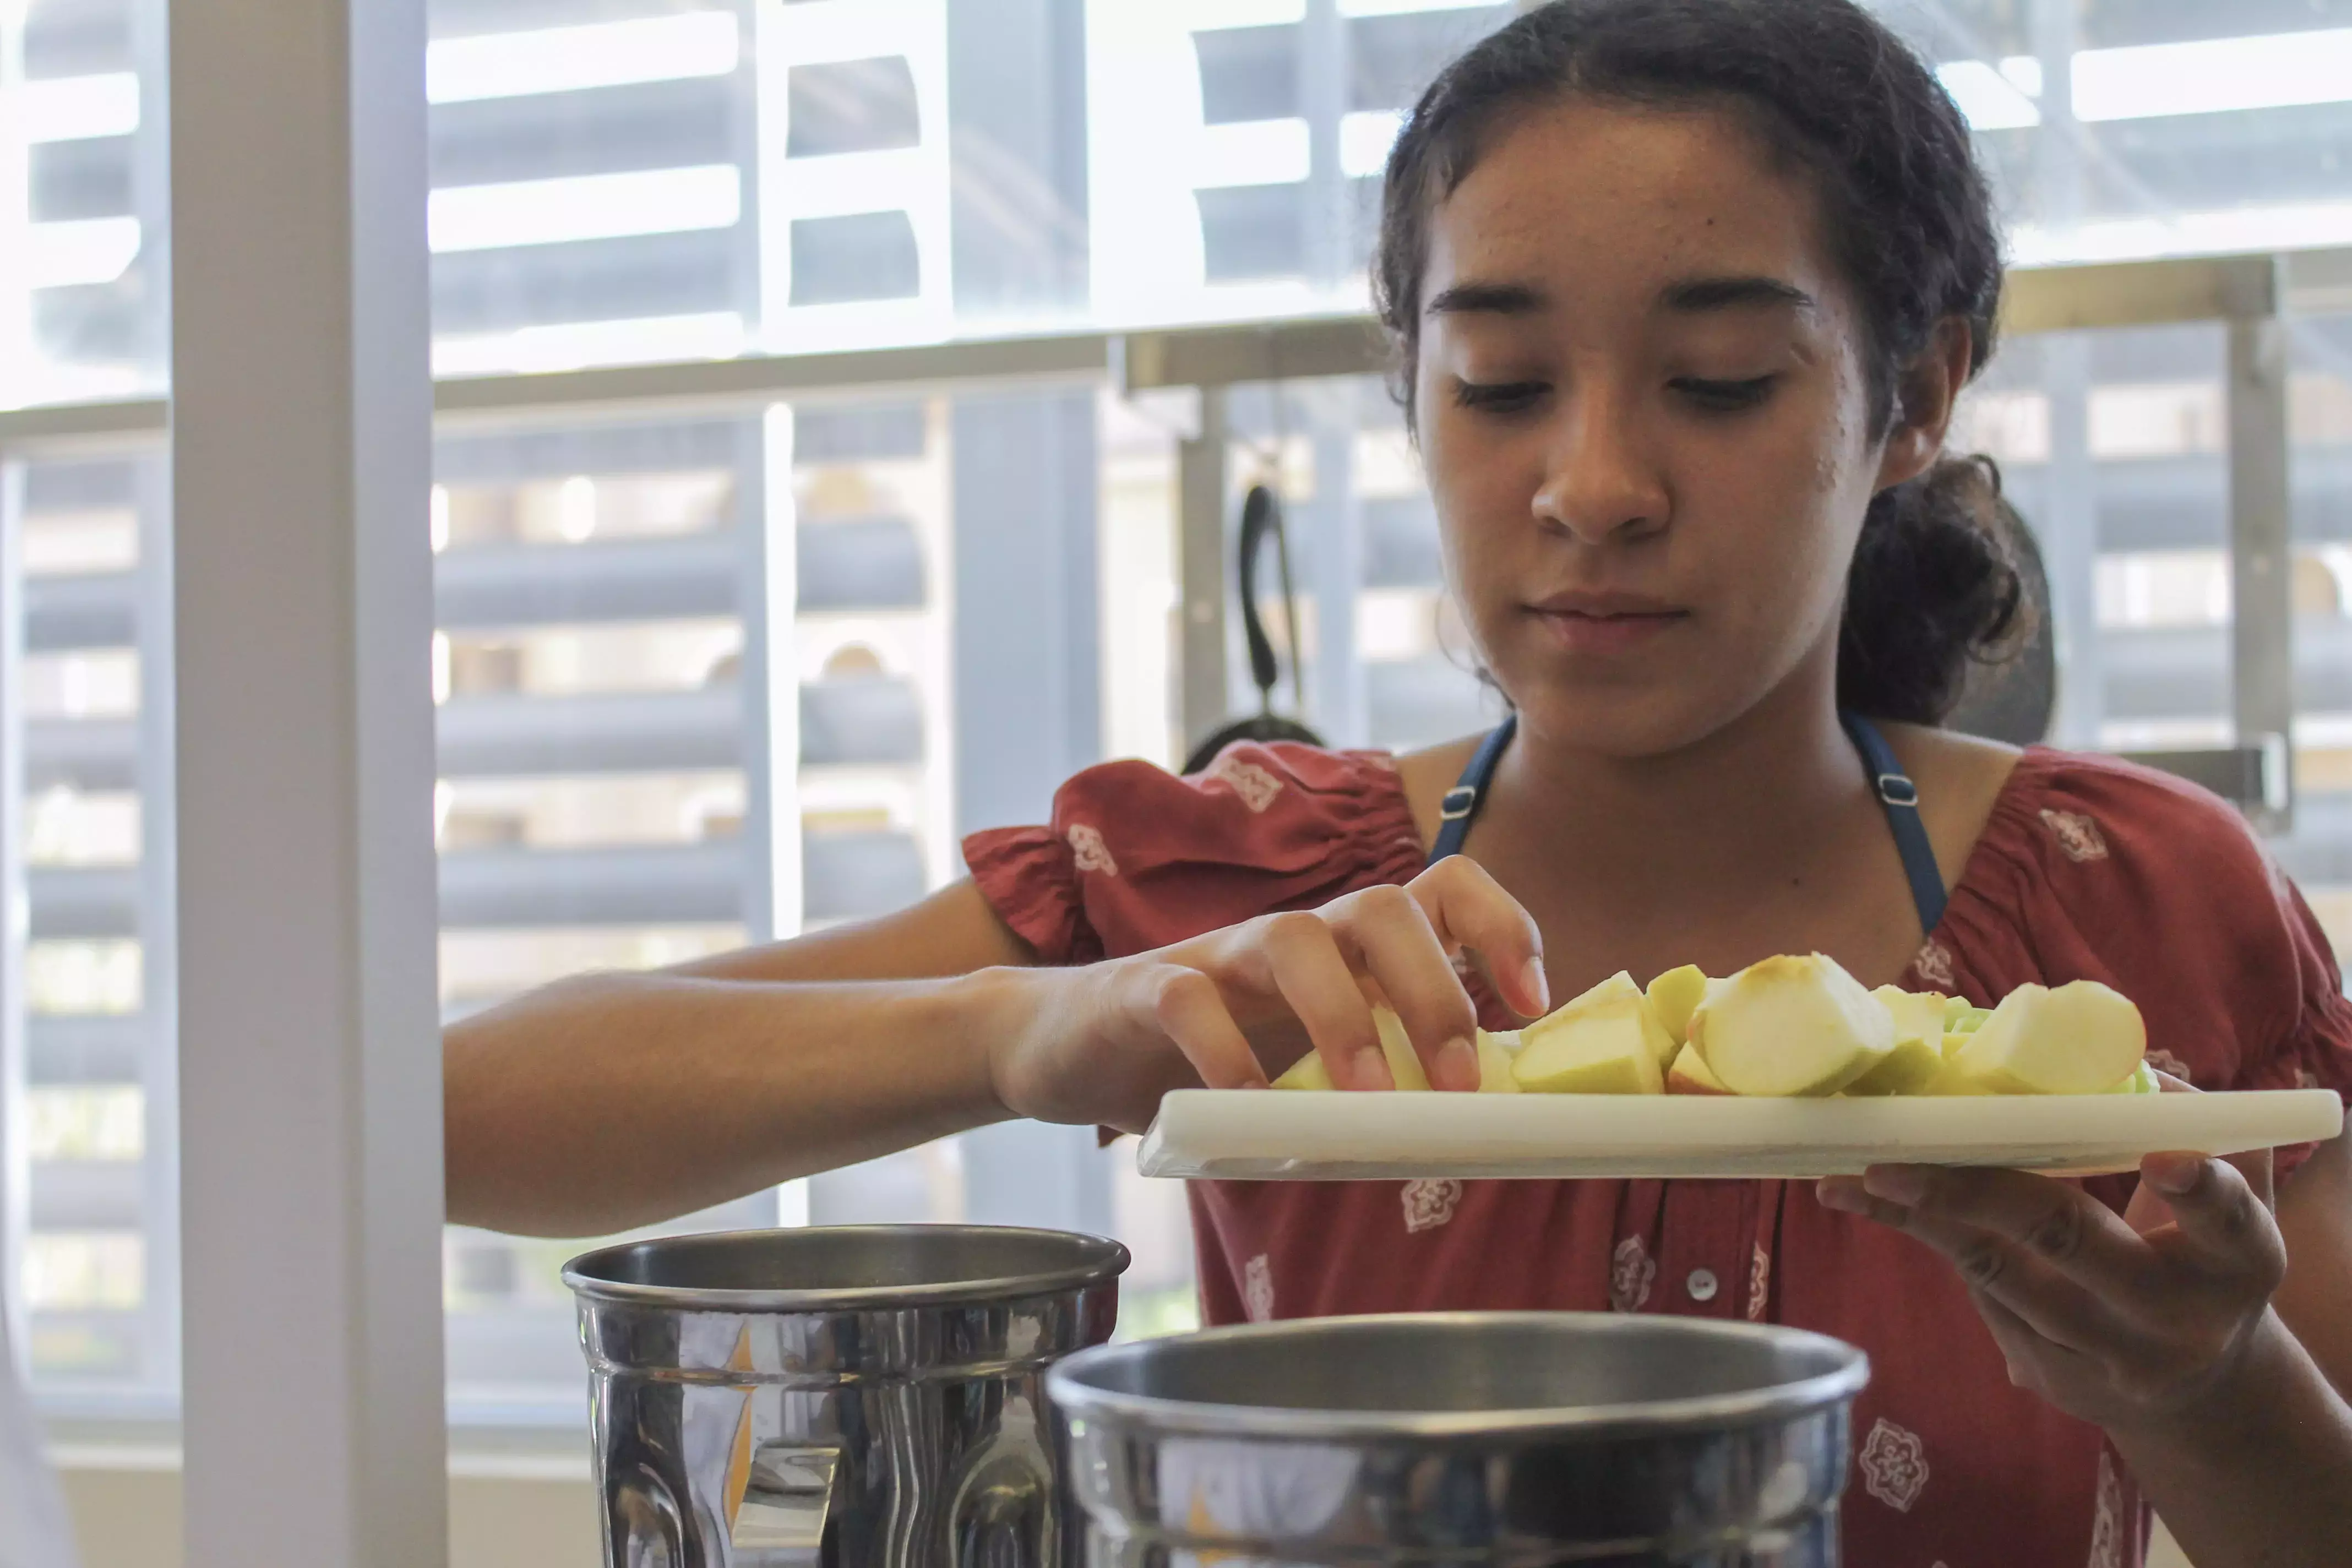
[2138,1152,2288,1289]
[1333,884,1481,1091]
[1132,963,1266,1091]
[1821,1167,2148,1354]
[1253,912,1393,1090]
[1970,1289,2099,1394]
[1404,856,1549,1017]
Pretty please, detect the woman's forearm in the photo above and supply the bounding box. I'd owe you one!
[444,966,1023,1236]
[2112,1310,2352,1568]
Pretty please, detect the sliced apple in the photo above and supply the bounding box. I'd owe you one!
[1372,1007,1434,1092]
[1921,1059,1996,1095]
[2104,1060,2160,1096]
[1946,1004,1993,1035]
[1844,1035,1946,1096]
[1475,1031,1521,1093]
[1845,987,1951,1096]
[1645,965,1712,1044]
[1687,953,1894,1097]
[1665,1041,1734,1096]
[1526,970,1679,1067]
[1875,987,1949,1046]
[1512,1006,1665,1095]
[1945,980,2146,1095]
[1271,1052,1335,1091]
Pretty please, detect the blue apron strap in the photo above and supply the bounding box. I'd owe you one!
[1841,711,1947,937]
[1425,712,1516,867]
[1425,709,1945,940]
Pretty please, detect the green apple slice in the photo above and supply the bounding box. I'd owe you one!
[1527,970,1679,1066]
[1665,1041,1734,1095]
[1645,964,1712,1044]
[1271,1052,1333,1091]
[1512,1005,1666,1094]
[1945,980,2147,1095]
[1688,953,1894,1097]
[1475,1031,1521,1093]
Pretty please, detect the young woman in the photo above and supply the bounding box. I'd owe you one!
[445,2,2352,1561]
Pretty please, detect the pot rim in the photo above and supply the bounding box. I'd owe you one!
[562,1223,1131,1312]
[1046,1311,1870,1441]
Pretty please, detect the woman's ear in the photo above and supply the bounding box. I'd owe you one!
[1874,315,1974,491]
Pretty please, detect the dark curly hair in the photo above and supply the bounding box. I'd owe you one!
[1372,0,2027,725]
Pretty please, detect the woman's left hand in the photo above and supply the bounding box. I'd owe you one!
[1817,1096,2289,1433]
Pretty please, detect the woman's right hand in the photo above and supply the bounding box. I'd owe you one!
[979,856,1550,1135]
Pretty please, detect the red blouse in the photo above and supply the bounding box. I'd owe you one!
[965,742,2352,1568]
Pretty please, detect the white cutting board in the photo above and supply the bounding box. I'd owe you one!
[1137,1089,2345,1181]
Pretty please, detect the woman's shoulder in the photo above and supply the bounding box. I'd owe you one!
[1939,741,2350,1098]
[1991,743,2276,868]
[961,741,1430,962]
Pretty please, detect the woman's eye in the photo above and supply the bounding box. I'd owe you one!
[1673,375,1779,412]
[1452,379,1549,415]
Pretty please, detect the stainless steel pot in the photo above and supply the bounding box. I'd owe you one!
[1047,1313,1869,1566]
[566,1224,1128,1567]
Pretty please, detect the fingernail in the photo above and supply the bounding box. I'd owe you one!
[1350,1045,1393,1091]
[1815,1178,1866,1213]
[2144,1153,2202,1194]
[1439,1035,1479,1091]
[1863,1167,1928,1205]
[1520,958,1550,1014]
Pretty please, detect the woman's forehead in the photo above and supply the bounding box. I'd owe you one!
[1423,97,1841,315]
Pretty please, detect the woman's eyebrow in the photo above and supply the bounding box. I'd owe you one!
[1659,275,1817,314]
[1424,280,1545,318]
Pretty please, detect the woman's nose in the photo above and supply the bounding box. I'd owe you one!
[1529,390,1669,545]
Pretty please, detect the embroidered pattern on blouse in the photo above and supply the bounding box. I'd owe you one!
[1066,823,1119,876]
[1609,1235,1656,1313]
[1745,1243,1770,1322]
[1914,941,1956,990]
[2039,808,2110,863]
[1858,1418,1929,1512]
[1401,1178,1462,1234]
[2146,1048,2193,1084]
[1242,1254,1275,1323]
[1206,754,1284,813]
[2087,1450,2124,1568]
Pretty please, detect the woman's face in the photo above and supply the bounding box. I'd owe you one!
[1414,97,1939,755]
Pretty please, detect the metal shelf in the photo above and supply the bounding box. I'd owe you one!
[437,840,745,929]
[29,1159,143,1232]
[26,1016,150,1087]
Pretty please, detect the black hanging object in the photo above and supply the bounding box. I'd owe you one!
[1184,483,1326,773]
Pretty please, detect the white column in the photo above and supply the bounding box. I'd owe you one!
[171,0,445,1564]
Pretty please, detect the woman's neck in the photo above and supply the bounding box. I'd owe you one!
[1481,657,1871,906]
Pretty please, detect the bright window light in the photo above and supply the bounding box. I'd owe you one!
[20,73,139,143]
[28,217,141,288]
[2010,197,2352,269]
[426,12,740,105]
[1340,110,1402,178]
[431,312,748,377]
[428,165,741,253]
[1180,0,1306,26]
[1936,61,2040,131]
[1196,118,1309,188]
[1340,0,1496,13]
[2073,28,2352,123]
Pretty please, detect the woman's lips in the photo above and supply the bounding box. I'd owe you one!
[1525,595,1689,655]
